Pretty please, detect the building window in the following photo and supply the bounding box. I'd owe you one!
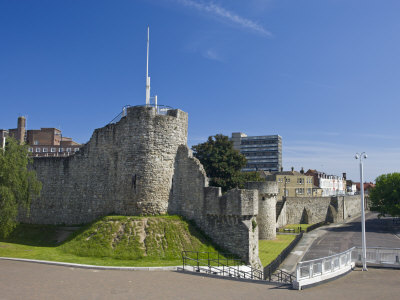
[297,178,304,184]
[74,148,79,152]
[51,148,56,153]
[28,148,33,152]
[278,178,283,183]
[307,188,312,195]
[285,178,290,183]
[35,148,41,153]
[43,148,48,152]
[59,148,64,153]
[66,148,72,152]
[296,188,304,195]
[34,140,39,145]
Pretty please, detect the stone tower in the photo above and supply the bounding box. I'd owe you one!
[245,181,278,240]
[24,106,188,224]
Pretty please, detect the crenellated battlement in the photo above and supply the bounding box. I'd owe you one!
[204,187,258,217]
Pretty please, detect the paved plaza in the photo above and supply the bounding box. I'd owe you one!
[302,212,400,261]
[1,259,400,300]
[2,212,400,299]
[281,212,400,273]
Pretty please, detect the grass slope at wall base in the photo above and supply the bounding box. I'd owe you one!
[0,216,230,266]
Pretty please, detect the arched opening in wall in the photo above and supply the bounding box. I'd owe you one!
[132,174,137,193]
[326,204,337,223]
[300,208,311,224]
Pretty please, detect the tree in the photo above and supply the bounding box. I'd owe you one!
[192,134,263,192]
[0,138,42,237]
[370,173,400,217]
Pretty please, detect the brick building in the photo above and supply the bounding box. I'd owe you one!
[1,116,81,157]
[261,167,322,199]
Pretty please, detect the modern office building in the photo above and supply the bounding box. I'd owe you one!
[231,132,282,172]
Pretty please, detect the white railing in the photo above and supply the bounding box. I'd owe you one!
[353,246,400,266]
[293,247,354,290]
[293,246,400,290]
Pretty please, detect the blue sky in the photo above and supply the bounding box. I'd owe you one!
[1,0,399,182]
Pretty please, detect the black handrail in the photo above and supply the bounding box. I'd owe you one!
[181,251,264,281]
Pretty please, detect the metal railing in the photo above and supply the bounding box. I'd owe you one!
[108,104,174,125]
[181,251,264,281]
[353,246,400,266]
[270,269,296,284]
[296,247,353,281]
[295,246,400,289]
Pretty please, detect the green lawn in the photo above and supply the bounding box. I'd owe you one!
[259,235,296,266]
[0,216,227,267]
[276,223,314,233]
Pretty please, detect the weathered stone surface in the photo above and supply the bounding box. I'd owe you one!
[171,146,261,268]
[245,182,278,240]
[21,106,188,224]
[278,195,362,226]
[20,107,262,267]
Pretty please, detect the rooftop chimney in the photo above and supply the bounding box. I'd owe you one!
[291,166,294,172]
[17,116,26,145]
[300,167,304,174]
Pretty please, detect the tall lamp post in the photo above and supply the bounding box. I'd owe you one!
[355,152,368,271]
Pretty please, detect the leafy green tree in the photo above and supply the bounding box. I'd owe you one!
[370,173,400,217]
[0,138,42,237]
[192,134,263,192]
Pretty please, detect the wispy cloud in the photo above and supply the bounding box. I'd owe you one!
[202,49,223,61]
[175,0,272,37]
[359,133,400,140]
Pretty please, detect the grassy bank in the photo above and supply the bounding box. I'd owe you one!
[259,235,296,266]
[0,216,224,267]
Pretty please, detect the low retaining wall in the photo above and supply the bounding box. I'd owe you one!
[263,233,304,280]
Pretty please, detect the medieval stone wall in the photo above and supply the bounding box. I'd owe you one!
[279,196,362,226]
[171,146,261,268]
[21,107,262,267]
[342,195,361,219]
[21,106,188,224]
[245,181,278,240]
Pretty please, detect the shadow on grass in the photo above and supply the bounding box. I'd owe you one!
[0,224,68,247]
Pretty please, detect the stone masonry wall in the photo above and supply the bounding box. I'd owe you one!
[21,106,188,224]
[276,200,287,228]
[343,195,361,218]
[171,146,261,268]
[245,181,278,240]
[280,196,362,226]
[20,106,263,267]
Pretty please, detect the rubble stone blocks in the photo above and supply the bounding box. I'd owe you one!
[245,181,278,240]
[21,106,261,267]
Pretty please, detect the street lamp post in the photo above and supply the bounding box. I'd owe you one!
[355,152,368,271]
